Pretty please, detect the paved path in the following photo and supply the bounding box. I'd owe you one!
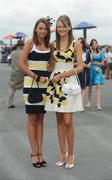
[0,64,112,180]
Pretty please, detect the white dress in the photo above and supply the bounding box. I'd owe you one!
[45,41,83,112]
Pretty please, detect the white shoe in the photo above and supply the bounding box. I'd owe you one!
[56,152,68,167]
[86,101,91,107]
[56,161,65,167]
[65,155,74,169]
[80,107,85,112]
[97,106,102,111]
[65,163,74,169]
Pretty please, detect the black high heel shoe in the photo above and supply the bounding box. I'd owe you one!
[31,154,41,168]
[38,154,46,167]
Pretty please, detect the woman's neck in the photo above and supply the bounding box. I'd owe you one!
[60,35,69,50]
[35,38,49,51]
[92,49,97,54]
[60,34,68,43]
[38,37,45,46]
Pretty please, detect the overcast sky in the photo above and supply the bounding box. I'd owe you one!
[0,0,112,45]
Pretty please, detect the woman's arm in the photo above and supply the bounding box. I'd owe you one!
[18,40,36,78]
[51,40,83,82]
[85,62,91,68]
[47,59,55,72]
[92,61,104,66]
[59,41,83,77]
[47,42,55,72]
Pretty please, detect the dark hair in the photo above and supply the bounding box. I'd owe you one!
[16,40,24,46]
[89,39,99,53]
[106,48,108,53]
[78,37,86,51]
[56,15,74,50]
[32,18,50,48]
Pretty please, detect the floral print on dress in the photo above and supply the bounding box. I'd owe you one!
[46,72,68,108]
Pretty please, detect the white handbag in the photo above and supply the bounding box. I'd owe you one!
[62,72,81,96]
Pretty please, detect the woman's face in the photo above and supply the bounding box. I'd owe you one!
[56,20,70,37]
[35,22,48,39]
[91,41,98,50]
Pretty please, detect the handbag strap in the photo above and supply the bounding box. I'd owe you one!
[30,74,39,89]
[74,69,81,86]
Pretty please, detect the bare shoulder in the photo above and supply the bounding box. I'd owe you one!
[25,39,34,47]
[22,39,34,53]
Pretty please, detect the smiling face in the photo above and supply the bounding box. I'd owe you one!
[56,20,70,38]
[91,40,98,50]
[55,15,73,50]
[35,22,48,39]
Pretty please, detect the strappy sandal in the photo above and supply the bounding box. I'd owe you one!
[31,154,41,168]
[38,154,46,167]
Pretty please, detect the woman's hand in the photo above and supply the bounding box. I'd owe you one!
[51,74,62,83]
[39,76,48,83]
[92,61,103,66]
[86,62,91,68]
[92,61,100,65]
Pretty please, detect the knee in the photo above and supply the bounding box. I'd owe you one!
[29,116,37,126]
[37,119,43,127]
[57,117,64,128]
[64,120,73,128]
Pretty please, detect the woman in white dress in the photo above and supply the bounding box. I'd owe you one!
[45,15,83,168]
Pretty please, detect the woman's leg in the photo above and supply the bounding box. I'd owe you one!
[96,85,102,110]
[87,86,92,107]
[81,89,85,100]
[105,64,109,79]
[36,114,44,156]
[36,113,47,166]
[81,89,85,110]
[63,113,74,165]
[56,112,66,162]
[28,114,39,163]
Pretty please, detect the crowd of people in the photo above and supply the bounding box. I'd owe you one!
[6,15,112,169]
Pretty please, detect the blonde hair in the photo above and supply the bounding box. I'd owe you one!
[56,15,74,50]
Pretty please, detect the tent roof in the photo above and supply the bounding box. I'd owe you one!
[73,21,96,30]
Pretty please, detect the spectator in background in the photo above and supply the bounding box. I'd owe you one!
[102,44,109,76]
[78,37,91,111]
[7,40,25,108]
[105,47,112,79]
[86,39,104,111]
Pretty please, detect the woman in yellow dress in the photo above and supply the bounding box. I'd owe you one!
[45,15,83,168]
